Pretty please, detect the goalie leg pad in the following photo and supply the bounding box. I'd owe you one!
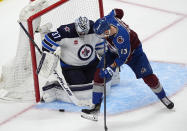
[42,81,58,103]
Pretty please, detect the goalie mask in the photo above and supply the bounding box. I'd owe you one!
[75,16,90,36]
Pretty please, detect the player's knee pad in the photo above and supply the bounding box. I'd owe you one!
[142,74,159,88]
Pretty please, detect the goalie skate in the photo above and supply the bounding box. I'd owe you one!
[81,103,101,121]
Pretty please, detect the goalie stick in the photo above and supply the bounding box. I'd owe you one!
[18,20,91,107]
[36,53,46,74]
[17,20,45,75]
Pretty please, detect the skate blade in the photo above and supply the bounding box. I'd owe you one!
[81,113,98,122]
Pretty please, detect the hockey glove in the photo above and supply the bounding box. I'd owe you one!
[100,66,116,82]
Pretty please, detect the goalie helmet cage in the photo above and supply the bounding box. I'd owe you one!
[0,0,104,102]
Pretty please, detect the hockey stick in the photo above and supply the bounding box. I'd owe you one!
[18,20,42,55]
[18,20,90,107]
[17,20,45,74]
[103,40,108,131]
[36,53,46,74]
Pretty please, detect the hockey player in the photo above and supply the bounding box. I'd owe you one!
[81,9,174,121]
[40,16,120,104]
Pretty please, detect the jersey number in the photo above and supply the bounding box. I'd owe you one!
[52,31,61,39]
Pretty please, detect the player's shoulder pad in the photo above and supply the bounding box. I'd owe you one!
[57,23,79,38]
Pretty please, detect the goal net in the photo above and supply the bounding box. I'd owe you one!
[0,0,104,102]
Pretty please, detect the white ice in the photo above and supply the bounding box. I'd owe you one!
[0,0,187,131]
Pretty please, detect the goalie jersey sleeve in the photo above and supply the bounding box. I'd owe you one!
[42,23,78,53]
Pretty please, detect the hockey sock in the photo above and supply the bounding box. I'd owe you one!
[143,74,166,99]
[153,87,166,99]
[93,92,103,104]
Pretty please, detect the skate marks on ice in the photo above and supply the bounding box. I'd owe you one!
[36,61,187,114]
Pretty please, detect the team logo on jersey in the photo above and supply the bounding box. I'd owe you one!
[117,36,124,44]
[64,26,70,32]
[78,44,93,60]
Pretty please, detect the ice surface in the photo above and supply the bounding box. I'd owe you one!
[0,0,187,131]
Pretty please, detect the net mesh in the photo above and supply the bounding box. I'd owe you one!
[0,0,102,102]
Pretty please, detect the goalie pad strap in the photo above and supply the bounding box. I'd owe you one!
[43,82,93,91]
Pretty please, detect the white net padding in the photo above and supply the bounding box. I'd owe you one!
[0,0,103,102]
[0,0,48,101]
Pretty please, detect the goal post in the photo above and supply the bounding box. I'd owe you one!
[27,0,70,103]
[0,0,104,102]
[28,0,104,102]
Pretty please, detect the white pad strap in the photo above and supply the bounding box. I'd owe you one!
[42,81,58,103]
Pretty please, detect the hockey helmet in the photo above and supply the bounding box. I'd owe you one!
[75,16,90,36]
[93,17,110,38]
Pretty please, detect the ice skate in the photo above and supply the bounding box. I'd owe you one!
[160,96,174,109]
[81,103,101,121]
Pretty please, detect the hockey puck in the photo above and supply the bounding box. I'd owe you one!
[59,109,65,112]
